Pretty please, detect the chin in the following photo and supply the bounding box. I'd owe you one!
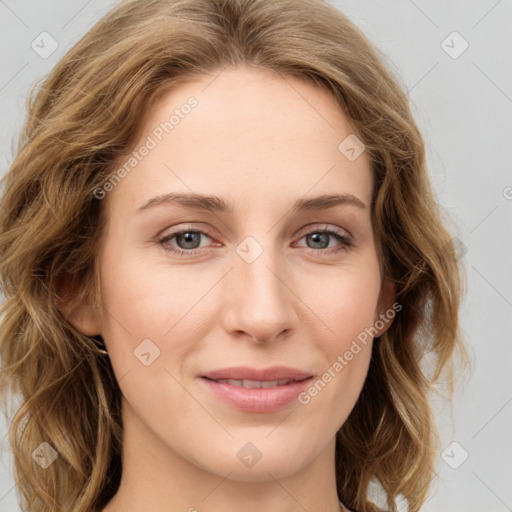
[191,438,314,482]
[211,457,308,482]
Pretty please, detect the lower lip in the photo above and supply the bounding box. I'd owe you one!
[200,377,313,413]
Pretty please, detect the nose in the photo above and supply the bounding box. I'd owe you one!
[220,241,299,345]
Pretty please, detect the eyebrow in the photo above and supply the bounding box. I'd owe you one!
[135,192,367,214]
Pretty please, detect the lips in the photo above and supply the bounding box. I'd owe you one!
[199,366,314,413]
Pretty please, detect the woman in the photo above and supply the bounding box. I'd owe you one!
[0,0,467,511]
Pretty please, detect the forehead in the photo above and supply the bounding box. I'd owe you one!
[105,65,373,218]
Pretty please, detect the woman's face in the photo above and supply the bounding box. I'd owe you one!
[78,66,394,482]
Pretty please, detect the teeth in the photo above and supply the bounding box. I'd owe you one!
[242,379,263,388]
[214,378,293,388]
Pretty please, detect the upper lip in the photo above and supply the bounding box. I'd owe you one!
[201,366,313,382]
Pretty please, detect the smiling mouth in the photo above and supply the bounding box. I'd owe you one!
[202,376,311,388]
[200,372,314,413]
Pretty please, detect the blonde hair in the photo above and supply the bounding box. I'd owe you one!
[0,0,467,511]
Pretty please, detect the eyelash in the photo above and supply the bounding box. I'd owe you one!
[157,225,353,257]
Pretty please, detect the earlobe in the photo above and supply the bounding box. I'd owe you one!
[55,274,102,336]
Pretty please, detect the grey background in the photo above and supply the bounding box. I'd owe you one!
[1,1,511,511]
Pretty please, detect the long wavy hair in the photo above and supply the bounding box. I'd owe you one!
[0,0,468,511]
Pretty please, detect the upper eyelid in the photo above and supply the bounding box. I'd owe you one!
[296,223,350,237]
[160,223,349,236]
[159,225,213,240]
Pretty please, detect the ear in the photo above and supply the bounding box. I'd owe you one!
[373,278,398,338]
[55,274,102,336]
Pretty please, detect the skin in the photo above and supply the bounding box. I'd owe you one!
[64,65,395,512]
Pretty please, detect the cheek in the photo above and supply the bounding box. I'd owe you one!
[99,241,204,334]
[303,262,382,348]
[296,269,379,429]
[97,248,209,418]
[97,240,215,384]
[296,256,381,403]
